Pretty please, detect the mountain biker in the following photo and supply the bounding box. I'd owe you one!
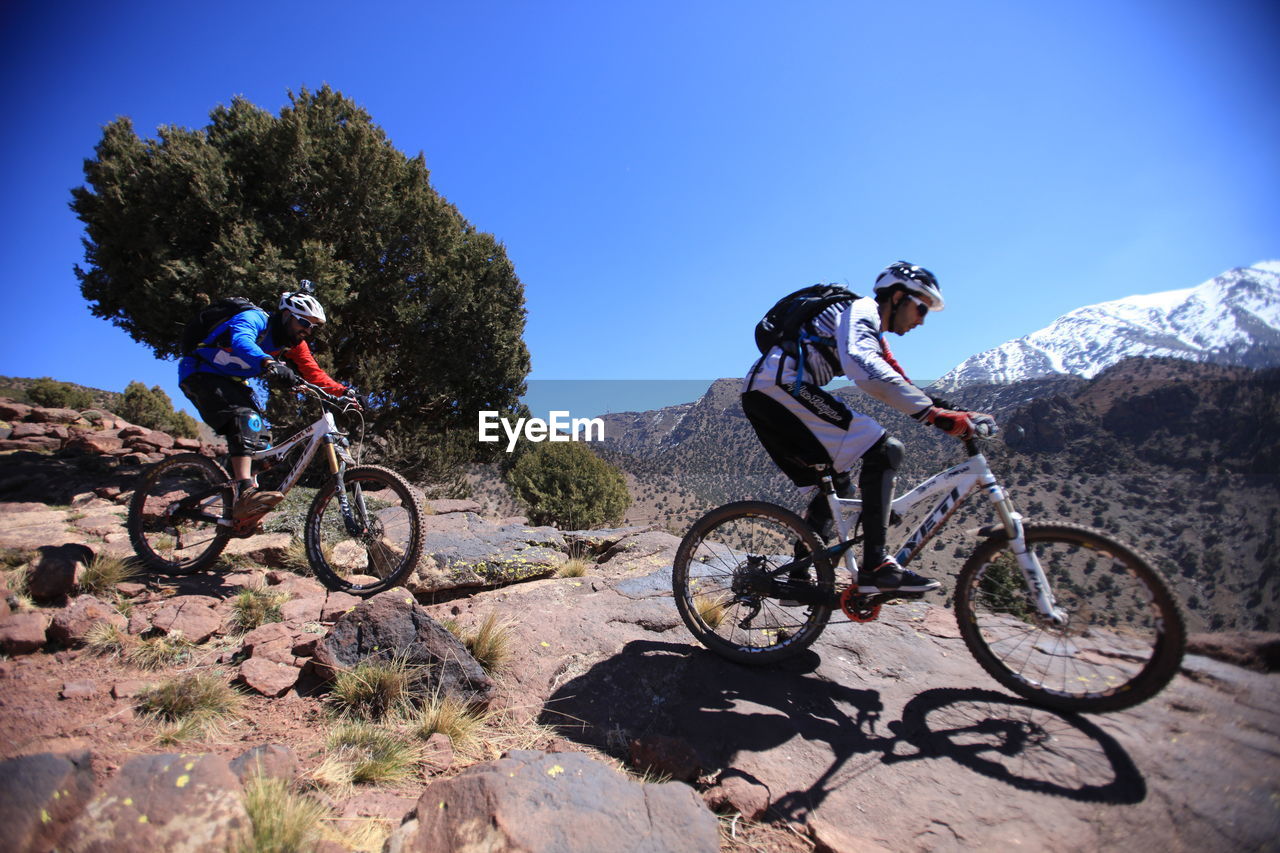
[178,286,357,520]
[742,261,996,596]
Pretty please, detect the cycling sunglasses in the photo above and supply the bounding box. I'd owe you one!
[293,315,322,330]
[906,293,930,317]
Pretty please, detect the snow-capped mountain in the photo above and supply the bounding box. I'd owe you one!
[933,262,1280,391]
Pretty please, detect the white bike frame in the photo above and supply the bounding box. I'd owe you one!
[249,409,352,495]
[822,451,1063,621]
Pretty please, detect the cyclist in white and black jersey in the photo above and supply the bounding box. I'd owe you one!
[742,261,996,594]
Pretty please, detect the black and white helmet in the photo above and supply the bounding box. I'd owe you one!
[279,289,327,325]
[873,261,944,311]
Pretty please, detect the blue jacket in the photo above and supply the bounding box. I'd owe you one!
[178,309,347,394]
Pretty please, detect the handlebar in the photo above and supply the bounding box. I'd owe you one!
[293,380,363,414]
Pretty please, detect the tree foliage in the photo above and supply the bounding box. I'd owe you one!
[27,378,94,410]
[506,442,631,529]
[71,86,529,484]
[119,382,199,438]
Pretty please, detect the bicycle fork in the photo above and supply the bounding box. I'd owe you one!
[324,435,369,538]
[983,480,1066,626]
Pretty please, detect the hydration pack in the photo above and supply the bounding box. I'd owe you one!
[754,284,857,359]
[180,297,263,355]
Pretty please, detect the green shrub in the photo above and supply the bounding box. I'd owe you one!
[119,381,198,438]
[27,377,93,410]
[505,441,630,528]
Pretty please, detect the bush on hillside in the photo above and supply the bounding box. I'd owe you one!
[119,381,199,438]
[506,441,630,529]
[27,377,94,410]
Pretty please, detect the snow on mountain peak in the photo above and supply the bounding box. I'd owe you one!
[933,263,1280,391]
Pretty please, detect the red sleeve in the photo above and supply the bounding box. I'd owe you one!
[284,341,347,395]
[878,337,912,383]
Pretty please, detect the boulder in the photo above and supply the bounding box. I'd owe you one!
[26,543,93,603]
[47,594,128,646]
[63,433,125,455]
[27,406,84,425]
[1186,632,1280,672]
[149,595,223,643]
[0,751,96,853]
[229,744,299,784]
[313,589,495,707]
[238,657,301,697]
[0,611,51,654]
[408,514,568,594]
[0,399,34,420]
[387,750,719,853]
[61,753,250,853]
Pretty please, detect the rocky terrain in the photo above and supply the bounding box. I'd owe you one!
[1,397,1279,851]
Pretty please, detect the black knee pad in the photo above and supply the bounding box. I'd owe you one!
[862,435,904,475]
[227,409,271,455]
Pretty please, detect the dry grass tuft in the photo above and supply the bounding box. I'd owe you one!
[327,655,421,721]
[238,773,331,853]
[136,672,243,743]
[460,611,513,674]
[230,585,291,632]
[319,722,420,786]
[556,558,591,578]
[126,633,196,670]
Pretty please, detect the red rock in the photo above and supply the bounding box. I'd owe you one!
[27,407,83,424]
[229,744,299,783]
[111,679,151,698]
[0,436,62,452]
[701,772,770,821]
[0,399,33,420]
[64,433,124,455]
[150,597,222,643]
[0,611,50,654]
[238,657,300,697]
[60,679,104,699]
[629,734,703,782]
[28,544,94,603]
[48,595,128,646]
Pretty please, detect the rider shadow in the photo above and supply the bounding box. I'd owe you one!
[540,639,1146,818]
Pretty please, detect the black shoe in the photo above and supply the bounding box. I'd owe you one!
[857,558,940,594]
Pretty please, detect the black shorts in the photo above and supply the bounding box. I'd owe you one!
[179,372,262,437]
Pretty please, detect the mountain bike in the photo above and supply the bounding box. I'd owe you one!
[127,381,425,596]
[672,433,1186,713]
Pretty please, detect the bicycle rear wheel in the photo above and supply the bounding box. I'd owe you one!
[127,453,232,573]
[673,501,835,665]
[954,524,1186,713]
[304,465,425,596]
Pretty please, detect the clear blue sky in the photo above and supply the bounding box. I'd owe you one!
[1,0,1277,417]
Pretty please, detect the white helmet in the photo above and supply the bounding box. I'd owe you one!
[873,261,945,311]
[279,291,327,325]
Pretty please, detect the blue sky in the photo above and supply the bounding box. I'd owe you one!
[1,0,1277,418]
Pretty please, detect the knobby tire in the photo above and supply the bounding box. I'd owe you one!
[127,452,232,574]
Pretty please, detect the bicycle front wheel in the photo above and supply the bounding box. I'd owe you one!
[304,465,425,596]
[955,524,1186,713]
[673,501,835,665]
[127,453,232,573]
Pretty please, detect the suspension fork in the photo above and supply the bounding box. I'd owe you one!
[986,481,1064,625]
[325,435,368,537]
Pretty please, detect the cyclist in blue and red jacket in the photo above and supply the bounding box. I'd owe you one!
[179,286,356,519]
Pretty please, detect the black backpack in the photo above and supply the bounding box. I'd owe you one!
[180,297,263,355]
[754,284,857,359]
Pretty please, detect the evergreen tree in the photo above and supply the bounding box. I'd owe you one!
[119,382,198,438]
[507,442,631,529]
[71,86,529,484]
[27,378,93,410]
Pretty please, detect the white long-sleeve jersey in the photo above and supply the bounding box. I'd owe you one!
[744,296,932,417]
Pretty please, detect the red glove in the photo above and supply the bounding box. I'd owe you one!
[916,406,997,439]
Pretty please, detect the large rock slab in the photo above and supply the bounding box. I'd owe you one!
[313,589,495,707]
[407,513,568,594]
[62,753,249,853]
[388,750,719,853]
[0,750,96,852]
[47,594,128,645]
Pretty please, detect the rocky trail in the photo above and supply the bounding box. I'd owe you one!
[1,400,1278,852]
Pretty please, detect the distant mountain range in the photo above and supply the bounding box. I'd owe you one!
[933,262,1280,391]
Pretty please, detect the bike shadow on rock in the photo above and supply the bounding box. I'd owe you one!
[539,640,1146,817]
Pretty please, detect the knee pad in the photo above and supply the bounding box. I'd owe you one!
[862,435,904,475]
[228,409,271,455]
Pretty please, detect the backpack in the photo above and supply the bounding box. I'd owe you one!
[180,297,263,355]
[754,284,857,359]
